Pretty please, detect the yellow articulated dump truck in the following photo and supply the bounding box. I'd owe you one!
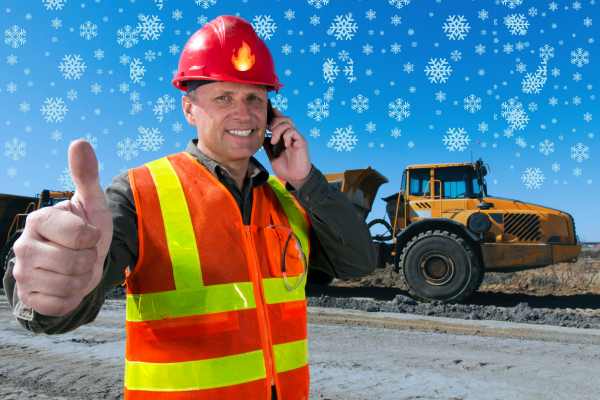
[322,159,581,303]
[0,190,74,287]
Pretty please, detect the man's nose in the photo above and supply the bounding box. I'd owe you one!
[232,100,253,120]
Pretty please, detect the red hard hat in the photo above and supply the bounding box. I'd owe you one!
[172,15,282,92]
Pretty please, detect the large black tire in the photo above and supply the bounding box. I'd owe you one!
[367,218,393,242]
[399,229,483,303]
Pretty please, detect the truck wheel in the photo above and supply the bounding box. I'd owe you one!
[399,229,482,303]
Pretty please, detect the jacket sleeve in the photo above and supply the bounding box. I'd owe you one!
[289,166,377,279]
[2,172,139,334]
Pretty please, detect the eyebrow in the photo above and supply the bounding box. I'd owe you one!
[216,90,265,97]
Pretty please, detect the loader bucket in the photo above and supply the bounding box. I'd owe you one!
[324,167,388,221]
[0,193,36,247]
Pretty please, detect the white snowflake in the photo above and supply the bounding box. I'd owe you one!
[501,97,529,130]
[435,90,446,102]
[4,25,26,49]
[51,18,62,29]
[327,13,358,41]
[390,15,402,26]
[90,82,102,95]
[129,58,145,84]
[424,58,453,83]
[154,0,164,10]
[58,168,75,191]
[501,0,523,9]
[43,0,67,10]
[66,89,78,101]
[390,128,402,138]
[4,138,26,161]
[137,127,164,151]
[538,139,554,156]
[137,14,164,41]
[117,25,139,48]
[388,98,410,122]
[283,9,295,21]
[351,95,369,114]
[463,94,482,113]
[172,121,183,133]
[515,136,527,148]
[539,44,554,63]
[40,97,68,123]
[309,15,320,26]
[570,48,589,68]
[79,21,97,40]
[50,130,62,141]
[308,0,329,8]
[172,9,183,21]
[571,142,590,163]
[270,93,288,111]
[521,167,545,189]
[252,15,277,40]
[442,15,470,40]
[117,137,139,161]
[365,9,376,21]
[450,49,462,61]
[521,65,547,94]
[365,122,376,133]
[281,44,292,55]
[551,162,560,172]
[388,0,410,9]
[307,98,329,122]
[322,58,339,84]
[477,121,488,133]
[343,61,356,83]
[153,95,176,122]
[443,127,470,152]
[504,14,529,35]
[327,125,357,152]
[390,42,402,54]
[195,0,216,8]
[309,127,320,138]
[58,54,86,80]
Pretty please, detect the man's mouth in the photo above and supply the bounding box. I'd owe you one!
[226,129,254,137]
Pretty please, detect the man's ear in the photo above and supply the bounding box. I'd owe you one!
[182,95,195,125]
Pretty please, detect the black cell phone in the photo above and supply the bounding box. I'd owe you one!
[263,100,285,159]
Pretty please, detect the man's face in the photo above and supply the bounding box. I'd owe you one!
[182,81,268,165]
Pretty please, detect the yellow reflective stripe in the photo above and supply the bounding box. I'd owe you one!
[126,282,255,322]
[273,339,309,373]
[267,176,310,262]
[262,276,306,305]
[125,350,266,391]
[146,157,202,289]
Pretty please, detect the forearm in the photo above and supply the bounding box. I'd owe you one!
[291,166,377,279]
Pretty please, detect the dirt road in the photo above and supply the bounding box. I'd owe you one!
[1,298,599,399]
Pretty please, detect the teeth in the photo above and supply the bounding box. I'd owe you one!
[227,129,253,137]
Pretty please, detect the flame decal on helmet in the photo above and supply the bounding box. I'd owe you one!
[231,41,256,72]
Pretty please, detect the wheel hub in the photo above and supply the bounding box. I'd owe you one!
[419,253,455,286]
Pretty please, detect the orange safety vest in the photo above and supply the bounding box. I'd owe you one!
[124,152,311,400]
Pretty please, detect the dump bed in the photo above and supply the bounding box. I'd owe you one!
[324,167,388,221]
[0,193,36,246]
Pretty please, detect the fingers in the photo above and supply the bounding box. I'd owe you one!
[22,206,101,250]
[68,139,106,211]
[13,237,98,276]
[16,289,84,317]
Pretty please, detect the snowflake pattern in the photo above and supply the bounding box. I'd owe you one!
[195,0,216,9]
[270,94,288,111]
[308,0,330,9]
[501,0,523,8]
[521,65,547,94]
[463,94,482,113]
[40,97,68,123]
[58,168,75,191]
[327,13,358,41]
[501,97,529,130]
[4,25,27,49]
[153,95,176,122]
[117,137,139,161]
[538,139,554,156]
[129,58,145,84]
[351,94,369,114]
[521,167,545,189]
[252,15,277,40]
[388,98,411,122]
[136,127,164,151]
[327,125,357,152]
[322,58,339,84]
[42,0,67,10]
[443,128,470,152]
[117,25,140,48]
[424,58,453,83]
[504,14,529,35]
[571,142,590,163]
[442,15,470,40]
[307,98,329,121]
[58,54,86,80]
[137,14,164,41]
[570,48,590,68]
[388,0,411,9]
[79,21,98,40]
[4,138,26,161]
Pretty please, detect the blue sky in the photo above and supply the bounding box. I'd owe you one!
[0,0,597,239]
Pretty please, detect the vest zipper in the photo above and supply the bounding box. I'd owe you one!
[244,227,277,399]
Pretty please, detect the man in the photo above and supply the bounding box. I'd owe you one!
[4,15,375,399]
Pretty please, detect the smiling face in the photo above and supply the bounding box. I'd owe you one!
[182,81,268,169]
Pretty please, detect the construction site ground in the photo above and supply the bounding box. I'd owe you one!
[0,245,599,399]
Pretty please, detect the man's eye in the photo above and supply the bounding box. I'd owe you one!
[216,95,231,103]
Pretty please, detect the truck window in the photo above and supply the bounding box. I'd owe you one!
[435,167,477,199]
[409,168,430,196]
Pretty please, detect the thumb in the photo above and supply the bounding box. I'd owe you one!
[68,139,105,210]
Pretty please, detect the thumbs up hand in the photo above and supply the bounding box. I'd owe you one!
[12,140,113,316]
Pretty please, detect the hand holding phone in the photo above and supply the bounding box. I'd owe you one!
[263,100,286,160]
